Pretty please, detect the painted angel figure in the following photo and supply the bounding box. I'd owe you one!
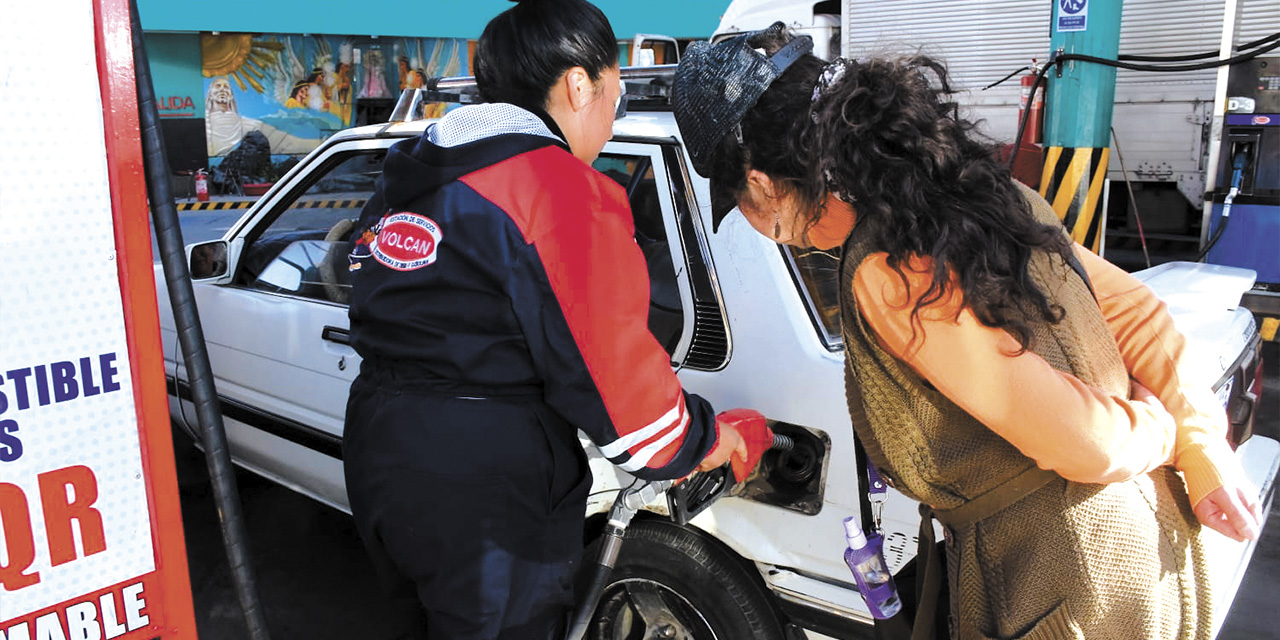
[360,47,391,99]
[334,39,356,124]
[270,36,308,109]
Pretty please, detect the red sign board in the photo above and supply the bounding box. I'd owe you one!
[158,96,198,119]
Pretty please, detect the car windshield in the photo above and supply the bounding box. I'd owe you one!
[785,245,843,348]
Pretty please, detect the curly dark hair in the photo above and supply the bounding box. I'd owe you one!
[710,35,1074,351]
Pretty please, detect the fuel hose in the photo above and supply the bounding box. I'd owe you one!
[128,1,272,638]
[1196,150,1250,262]
[565,433,795,640]
[1007,32,1280,169]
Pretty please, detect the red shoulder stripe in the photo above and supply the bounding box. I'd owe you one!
[461,147,687,468]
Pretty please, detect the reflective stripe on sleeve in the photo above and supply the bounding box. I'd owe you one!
[618,404,691,472]
[598,394,686,459]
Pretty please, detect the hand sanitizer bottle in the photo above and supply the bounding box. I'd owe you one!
[843,516,903,619]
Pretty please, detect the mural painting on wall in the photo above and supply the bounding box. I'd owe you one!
[202,33,468,157]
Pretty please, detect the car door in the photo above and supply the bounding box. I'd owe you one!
[172,139,395,510]
[592,141,700,363]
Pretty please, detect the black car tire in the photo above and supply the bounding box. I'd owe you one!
[580,519,787,640]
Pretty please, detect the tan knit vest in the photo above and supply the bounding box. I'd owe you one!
[839,184,1213,640]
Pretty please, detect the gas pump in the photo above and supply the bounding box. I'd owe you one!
[1205,56,1280,331]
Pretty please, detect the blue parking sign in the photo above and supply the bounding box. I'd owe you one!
[1058,0,1088,32]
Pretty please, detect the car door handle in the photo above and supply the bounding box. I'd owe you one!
[322,326,350,345]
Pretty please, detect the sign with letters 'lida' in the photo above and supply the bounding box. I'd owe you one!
[0,1,197,638]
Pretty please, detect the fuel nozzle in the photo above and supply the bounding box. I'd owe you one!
[1223,143,1253,218]
[1229,144,1251,193]
[1199,141,1255,262]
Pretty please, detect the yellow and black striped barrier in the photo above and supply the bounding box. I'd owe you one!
[1039,146,1109,254]
[176,198,368,212]
[293,199,368,210]
[176,200,255,211]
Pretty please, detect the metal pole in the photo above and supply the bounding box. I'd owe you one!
[1200,0,1244,247]
[1040,0,1125,254]
[127,2,272,638]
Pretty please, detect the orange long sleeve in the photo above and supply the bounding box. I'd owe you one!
[852,253,1179,486]
[1073,246,1233,506]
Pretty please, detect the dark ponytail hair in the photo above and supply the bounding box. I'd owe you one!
[715,30,1074,351]
[474,0,619,111]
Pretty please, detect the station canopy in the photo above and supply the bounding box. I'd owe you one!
[136,0,726,39]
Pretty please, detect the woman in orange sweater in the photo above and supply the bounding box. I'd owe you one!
[672,23,1262,640]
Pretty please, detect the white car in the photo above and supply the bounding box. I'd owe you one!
[159,72,1278,640]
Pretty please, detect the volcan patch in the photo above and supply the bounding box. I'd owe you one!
[372,212,443,271]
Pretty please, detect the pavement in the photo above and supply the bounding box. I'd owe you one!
[173,438,412,639]
[151,201,249,262]
[174,342,1280,639]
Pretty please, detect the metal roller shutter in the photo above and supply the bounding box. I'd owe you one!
[844,0,1278,103]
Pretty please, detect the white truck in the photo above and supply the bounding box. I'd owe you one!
[713,0,1278,266]
[160,69,1277,638]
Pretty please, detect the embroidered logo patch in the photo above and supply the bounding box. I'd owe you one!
[371,212,443,271]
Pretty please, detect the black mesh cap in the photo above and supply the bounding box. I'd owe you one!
[672,22,812,231]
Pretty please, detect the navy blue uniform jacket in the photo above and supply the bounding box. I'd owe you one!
[347,130,718,479]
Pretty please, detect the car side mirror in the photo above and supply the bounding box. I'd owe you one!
[188,240,229,280]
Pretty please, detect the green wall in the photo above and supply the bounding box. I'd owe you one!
[136,0,729,39]
[143,32,204,118]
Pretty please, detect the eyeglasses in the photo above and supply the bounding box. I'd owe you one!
[614,79,628,120]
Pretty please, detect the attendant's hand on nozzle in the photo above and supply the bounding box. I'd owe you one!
[697,408,774,483]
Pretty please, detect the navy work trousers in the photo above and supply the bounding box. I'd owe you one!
[343,372,592,640]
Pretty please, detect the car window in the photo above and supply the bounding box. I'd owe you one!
[593,153,684,356]
[787,245,843,348]
[237,151,386,304]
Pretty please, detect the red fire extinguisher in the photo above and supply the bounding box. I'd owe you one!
[1018,61,1045,146]
[195,169,209,202]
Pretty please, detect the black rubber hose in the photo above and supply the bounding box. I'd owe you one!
[1008,36,1280,170]
[1119,31,1279,62]
[566,526,626,640]
[566,569,610,640]
[984,32,1280,91]
[1195,212,1231,262]
[128,3,272,639]
[982,65,1031,91]
[1196,152,1249,262]
[565,432,796,639]
[1006,62,1053,169]
[1054,35,1280,74]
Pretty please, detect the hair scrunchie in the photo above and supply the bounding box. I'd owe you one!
[810,57,854,123]
[810,58,857,203]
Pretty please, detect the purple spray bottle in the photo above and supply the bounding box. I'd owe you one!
[842,516,902,619]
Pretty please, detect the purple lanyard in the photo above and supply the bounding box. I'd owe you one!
[866,461,888,496]
[866,460,888,532]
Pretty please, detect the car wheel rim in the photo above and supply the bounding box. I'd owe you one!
[590,577,717,640]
